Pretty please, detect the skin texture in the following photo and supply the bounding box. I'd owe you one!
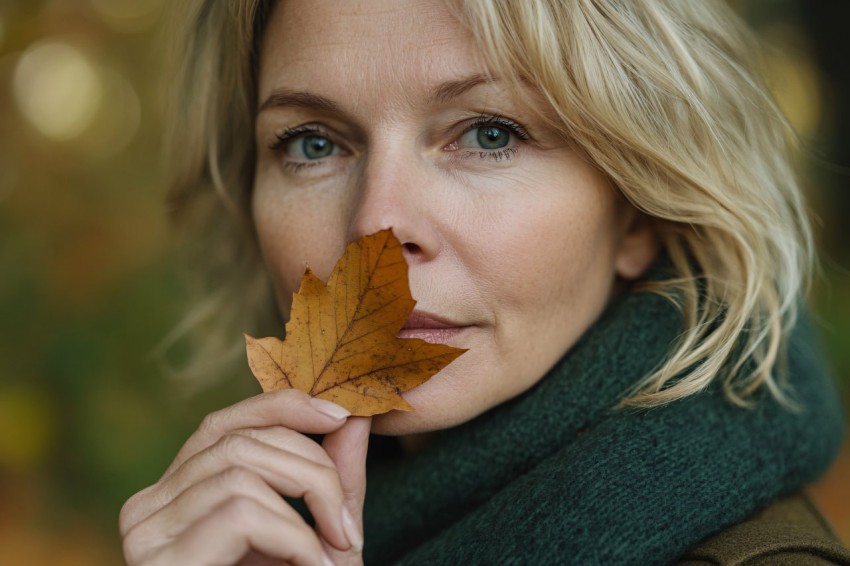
[120,1,658,564]
[253,0,659,435]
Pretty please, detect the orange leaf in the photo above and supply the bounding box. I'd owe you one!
[245,229,466,416]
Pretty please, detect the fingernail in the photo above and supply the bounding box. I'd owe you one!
[322,551,335,566]
[309,398,351,421]
[341,507,363,553]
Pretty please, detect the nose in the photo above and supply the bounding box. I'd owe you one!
[346,140,440,263]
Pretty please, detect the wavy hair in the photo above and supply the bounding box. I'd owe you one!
[162,0,813,408]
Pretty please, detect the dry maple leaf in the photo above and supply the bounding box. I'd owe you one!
[245,229,466,416]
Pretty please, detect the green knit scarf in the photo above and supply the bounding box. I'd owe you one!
[360,288,845,565]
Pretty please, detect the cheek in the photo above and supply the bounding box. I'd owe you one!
[450,162,622,398]
[455,159,622,320]
[251,183,347,302]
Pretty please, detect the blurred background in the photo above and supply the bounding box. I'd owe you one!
[0,0,848,563]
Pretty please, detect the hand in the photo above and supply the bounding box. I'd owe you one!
[321,417,370,566]
[119,389,370,565]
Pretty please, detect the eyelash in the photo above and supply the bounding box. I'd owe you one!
[268,114,531,171]
[469,114,530,141]
[270,125,322,150]
[457,114,529,163]
[269,125,327,173]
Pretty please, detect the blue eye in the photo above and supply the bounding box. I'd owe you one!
[300,134,334,159]
[476,126,510,149]
[459,124,513,151]
[271,128,339,163]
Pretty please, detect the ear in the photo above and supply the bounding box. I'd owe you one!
[614,207,660,280]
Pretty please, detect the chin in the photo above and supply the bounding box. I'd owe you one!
[370,372,487,435]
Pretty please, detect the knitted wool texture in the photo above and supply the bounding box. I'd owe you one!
[361,289,845,565]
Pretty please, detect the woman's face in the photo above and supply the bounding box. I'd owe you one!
[253,0,657,434]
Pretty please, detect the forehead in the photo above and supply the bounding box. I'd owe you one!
[257,0,487,105]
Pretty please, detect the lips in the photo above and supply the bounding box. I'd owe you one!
[397,310,470,344]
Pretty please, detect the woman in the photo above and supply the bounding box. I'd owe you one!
[121,0,845,564]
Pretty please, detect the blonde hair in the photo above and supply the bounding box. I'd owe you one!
[163,0,814,408]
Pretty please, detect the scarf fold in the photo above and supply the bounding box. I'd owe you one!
[361,289,845,565]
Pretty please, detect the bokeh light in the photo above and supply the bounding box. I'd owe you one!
[12,41,103,141]
[88,0,165,34]
[79,68,141,157]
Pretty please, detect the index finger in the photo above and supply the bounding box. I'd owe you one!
[164,389,351,478]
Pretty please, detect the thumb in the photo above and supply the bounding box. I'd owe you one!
[322,416,371,560]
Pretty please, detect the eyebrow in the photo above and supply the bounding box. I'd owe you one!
[430,73,496,104]
[259,90,343,114]
[258,74,497,115]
